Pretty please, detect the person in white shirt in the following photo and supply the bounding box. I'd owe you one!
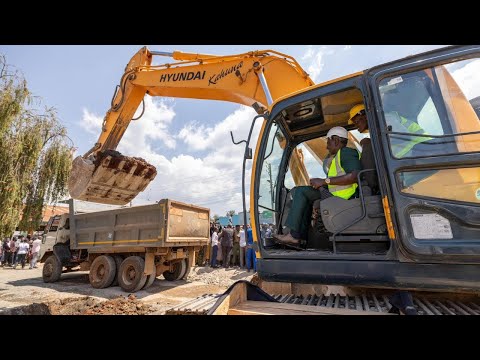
[239,226,246,268]
[210,228,220,268]
[29,237,42,269]
[14,239,30,269]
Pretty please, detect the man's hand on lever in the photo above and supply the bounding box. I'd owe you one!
[310,178,326,190]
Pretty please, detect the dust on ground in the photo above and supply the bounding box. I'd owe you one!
[0,263,254,315]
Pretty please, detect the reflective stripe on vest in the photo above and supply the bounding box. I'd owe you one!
[387,112,432,158]
[327,149,358,200]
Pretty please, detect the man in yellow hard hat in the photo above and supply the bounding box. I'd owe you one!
[348,103,378,194]
[348,103,369,133]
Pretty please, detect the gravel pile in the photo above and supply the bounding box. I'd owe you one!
[187,266,255,288]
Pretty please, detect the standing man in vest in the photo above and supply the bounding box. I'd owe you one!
[275,126,361,245]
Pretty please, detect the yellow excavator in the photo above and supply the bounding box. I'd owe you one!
[71,46,480,315]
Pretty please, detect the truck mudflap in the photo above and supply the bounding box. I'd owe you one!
[166,281,480,315]
[52,243,72,266]
[68,150,157,205]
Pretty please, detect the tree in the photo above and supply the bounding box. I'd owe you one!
[226,210,236,217]
[0,55,73,238]
[212,214,219,223]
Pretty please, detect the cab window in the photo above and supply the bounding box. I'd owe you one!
[379,57,480,159]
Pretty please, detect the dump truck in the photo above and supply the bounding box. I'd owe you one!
[40,199,209,292]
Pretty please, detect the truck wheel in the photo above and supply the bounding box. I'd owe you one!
[89,255,116,289]
[118,256,147,292]
[180,258,190,280]
[163,259,186,281]
[143,271,156,290]
[111,255,124,287]
[43,255,62,283]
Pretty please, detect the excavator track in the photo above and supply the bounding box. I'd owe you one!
[166,292,480,315]
[166,294,222,315]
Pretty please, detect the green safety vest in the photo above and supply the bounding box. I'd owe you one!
[386,112,432,158]
[327,149,358,200]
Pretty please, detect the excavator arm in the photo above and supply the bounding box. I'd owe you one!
[69,46,314,205]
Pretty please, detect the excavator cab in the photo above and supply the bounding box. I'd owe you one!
[253,46,480,292]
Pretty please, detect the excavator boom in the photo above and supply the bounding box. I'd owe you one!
[69,47,314,205]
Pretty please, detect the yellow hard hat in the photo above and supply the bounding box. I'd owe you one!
[348,104,365,124]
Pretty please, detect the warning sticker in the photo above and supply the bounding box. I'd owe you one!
[410,213,453,239]
[387,76,403,86]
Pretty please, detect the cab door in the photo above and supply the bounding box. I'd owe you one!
[39,215,61,260]
[367,45,480,263]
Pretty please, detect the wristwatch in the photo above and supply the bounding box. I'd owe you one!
[325,178,331,185]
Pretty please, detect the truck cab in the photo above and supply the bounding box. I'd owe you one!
[252,45,480,293]
[40,214,69,261]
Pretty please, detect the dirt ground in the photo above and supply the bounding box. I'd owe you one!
[0,264,255,315]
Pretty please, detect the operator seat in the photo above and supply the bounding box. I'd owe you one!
[312,141,386,235]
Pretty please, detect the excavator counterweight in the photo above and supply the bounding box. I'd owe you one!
[68,46,313,204]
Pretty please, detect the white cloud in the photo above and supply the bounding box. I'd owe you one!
[81,96,177,166]
[119,96,176,157]
[80,108,103,134]
[449,58,480,100]
[142,105,259,216]
[302,46,315,60]
[301,46,336,82]
[177,106,256,151]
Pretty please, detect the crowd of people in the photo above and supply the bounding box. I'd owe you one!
[207,223,257,272]
[0,235,42,270]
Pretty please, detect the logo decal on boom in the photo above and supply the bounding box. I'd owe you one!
[208,62,243,86]
[160,71,206,83]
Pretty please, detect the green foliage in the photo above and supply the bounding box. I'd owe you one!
[0,55,73,238]
[226,210,236,217]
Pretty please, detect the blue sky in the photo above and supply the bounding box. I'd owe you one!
[0,45,446,216]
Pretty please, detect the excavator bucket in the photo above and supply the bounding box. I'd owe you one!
[68,150,157,205]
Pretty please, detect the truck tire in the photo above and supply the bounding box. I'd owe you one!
[163,259,187,281]
[111,255,124,287]
[143,271,156,290]
[89,255,116,289]
[43,255,62,283]
[118,256,147,292]
[180,258,191,280]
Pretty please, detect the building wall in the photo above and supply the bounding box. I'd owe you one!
[42,205,69,223]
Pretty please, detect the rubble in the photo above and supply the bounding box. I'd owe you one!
[47,295,154,315]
